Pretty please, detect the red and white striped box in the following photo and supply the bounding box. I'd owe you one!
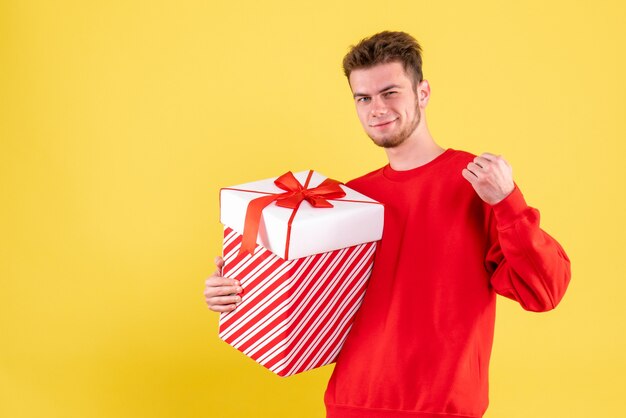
[218,170,383,376]
[219,227,377,376]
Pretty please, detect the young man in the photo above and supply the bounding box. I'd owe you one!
[205,31,571,418]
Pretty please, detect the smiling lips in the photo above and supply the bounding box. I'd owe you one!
[370,118,397,128]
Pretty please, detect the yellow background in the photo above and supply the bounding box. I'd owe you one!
[1,0,625,417]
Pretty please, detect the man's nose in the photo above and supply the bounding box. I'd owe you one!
[369,96,387,116]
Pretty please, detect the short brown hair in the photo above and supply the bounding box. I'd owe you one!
[342,31,423,87]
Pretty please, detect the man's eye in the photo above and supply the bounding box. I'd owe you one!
[357,97,371,103]
[384,91,397,97]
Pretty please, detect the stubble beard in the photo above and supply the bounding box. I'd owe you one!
[369,103,421,149]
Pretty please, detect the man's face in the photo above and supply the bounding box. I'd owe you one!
[349,61,422,148]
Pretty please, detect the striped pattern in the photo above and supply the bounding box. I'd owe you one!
[219,226,376,377]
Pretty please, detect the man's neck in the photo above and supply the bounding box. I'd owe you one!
[385,128,445,171]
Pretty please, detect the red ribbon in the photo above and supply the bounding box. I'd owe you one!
[238,171,346,258]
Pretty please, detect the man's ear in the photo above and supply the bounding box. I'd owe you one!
[416,80,431,106]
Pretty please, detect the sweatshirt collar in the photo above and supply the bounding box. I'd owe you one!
[382,148,454,181]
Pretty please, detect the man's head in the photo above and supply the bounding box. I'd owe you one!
[343,31,429,149]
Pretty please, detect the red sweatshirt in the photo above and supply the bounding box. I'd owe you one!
[324,149,571,418]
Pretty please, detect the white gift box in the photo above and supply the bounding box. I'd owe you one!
[218,169,384,376]
[220,170,384,260]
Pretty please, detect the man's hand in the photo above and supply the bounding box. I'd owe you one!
[204,256,242,313]
[462,153,515,205]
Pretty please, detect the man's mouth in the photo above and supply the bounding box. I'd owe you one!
[370,118,397,128]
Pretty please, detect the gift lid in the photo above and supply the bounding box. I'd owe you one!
[220,170,384,260]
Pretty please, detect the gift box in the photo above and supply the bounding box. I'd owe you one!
[218,170,384,376]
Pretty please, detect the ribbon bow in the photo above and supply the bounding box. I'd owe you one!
[239,171,345,258]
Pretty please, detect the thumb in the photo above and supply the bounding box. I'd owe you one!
[214,256,224,275]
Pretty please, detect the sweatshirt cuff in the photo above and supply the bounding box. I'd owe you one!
[491,184,528,229]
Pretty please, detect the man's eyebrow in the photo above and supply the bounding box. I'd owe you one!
[353,84,402,98]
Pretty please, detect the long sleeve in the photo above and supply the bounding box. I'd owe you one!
[485,185,572,312]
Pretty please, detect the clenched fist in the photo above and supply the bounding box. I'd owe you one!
[462,153,515,205]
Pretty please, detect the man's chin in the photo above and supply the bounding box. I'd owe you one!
[369,135,405,149]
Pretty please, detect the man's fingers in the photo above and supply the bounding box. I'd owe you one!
[205,276,240,289]
[204,279,242,294]
[466,162,484,176]
[480,152,510,169]
[209,303,238,313]
[480,152,499,161]
[204,285,242,298]
[462,168,477,183]
[205,275,239,286]
[473,156,492,169]
[208,294,242,306]
[205,257,241,313]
